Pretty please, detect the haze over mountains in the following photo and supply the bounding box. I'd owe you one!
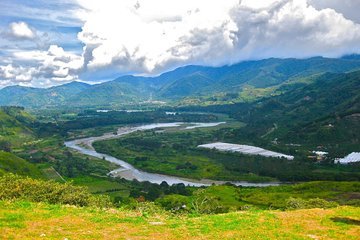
[1,55,360,108]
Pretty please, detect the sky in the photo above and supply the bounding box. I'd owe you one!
[0,0,360,88]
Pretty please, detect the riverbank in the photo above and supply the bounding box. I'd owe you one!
[65,122,281,187]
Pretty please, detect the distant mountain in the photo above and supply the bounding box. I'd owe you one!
[158,56,360,98]
[1,56,360,108]
[67,80,146,107]
[189,70,360,154]
[0,82,91,108]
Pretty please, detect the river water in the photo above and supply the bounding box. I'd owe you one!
[65,122,280,187]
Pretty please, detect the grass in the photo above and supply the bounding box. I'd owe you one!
[93,124,360,182]
[195,182,360,210]
[0,200,359,239]
[69,175,130,200]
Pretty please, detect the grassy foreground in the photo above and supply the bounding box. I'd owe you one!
[1,201,359,240]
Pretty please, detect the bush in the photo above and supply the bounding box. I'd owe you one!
[190,189,229,214]
[156,194,190,212]
[135,201,167,218]
[0,174,112,208]
[286,197,338,210]
[285,197,307,209]
[306,198,339,209]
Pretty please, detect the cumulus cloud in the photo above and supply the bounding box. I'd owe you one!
[0,64,37,82]
[1,0,360,88]
[0,20,84,87]
[0,45,83,86]
[7,22,36,40]
[309,0,360,23]
[74,0,360,76]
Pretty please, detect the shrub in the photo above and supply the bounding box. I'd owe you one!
[156,194,190,212]
[190,189,229,214]
[136,201,167,218]
[285,197,338,210]
[0,174,112,208]
[306,198,339,209]
[285,197,307,209]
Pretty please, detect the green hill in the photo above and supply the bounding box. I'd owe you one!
[179,70,360,156]
[0,106,34,147]
[0,151,42,178]
[158,56,360,98]
[1,56,360,108]
[0,82,91,108]
[234,71,360,153]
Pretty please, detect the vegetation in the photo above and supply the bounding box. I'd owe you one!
[29,110,219,138]
[177,70,360,157]
[0,151,42,178]
[2,200,360,239]
[0,106,34,148]
[1,173,358,214]
[0,57,359,239]
[93,128,360,182]
[0,174,111,208]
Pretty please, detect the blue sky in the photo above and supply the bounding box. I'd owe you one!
[0,0,360,88]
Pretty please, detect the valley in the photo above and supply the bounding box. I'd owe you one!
[66,121,280,186]
[0,56,359,239]
[2,2,360,238]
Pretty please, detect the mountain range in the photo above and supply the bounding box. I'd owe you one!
[1,56,360,108]
[180,70,360,155]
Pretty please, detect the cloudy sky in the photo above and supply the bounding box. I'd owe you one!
[0,0,359,88]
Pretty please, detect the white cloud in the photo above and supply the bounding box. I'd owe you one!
[8,22,36,40]
[0,64,38,82]
[0,45,83,86]
[309,0,360,23]
[1,0,360,88]
[75,0,360,75]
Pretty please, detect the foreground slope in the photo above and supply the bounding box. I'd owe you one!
[0,201,358,240]
[0,175,358,239]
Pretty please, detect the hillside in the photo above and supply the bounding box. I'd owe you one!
[0,106,34,147]
[234,71,360,153]
[159,56,360,98]
[1,56,360,108]
[177,70,360,156]
[0,175,359,239]
[0,151,42,178]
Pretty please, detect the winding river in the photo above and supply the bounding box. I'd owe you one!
[65,122,280,187]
